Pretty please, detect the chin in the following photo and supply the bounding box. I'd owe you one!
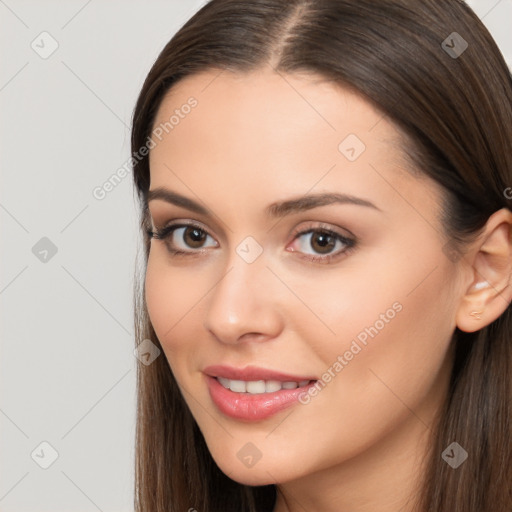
[210,452,300,486]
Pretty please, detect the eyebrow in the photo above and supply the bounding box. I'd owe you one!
[146,187,380,217]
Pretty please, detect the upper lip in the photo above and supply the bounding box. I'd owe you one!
[203,364,317,382]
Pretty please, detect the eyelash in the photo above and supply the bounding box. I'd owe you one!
[146,221,357,264]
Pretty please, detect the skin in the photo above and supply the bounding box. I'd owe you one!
[144,67,512,512]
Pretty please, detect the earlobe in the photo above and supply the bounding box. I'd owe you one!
[455,208,512,333]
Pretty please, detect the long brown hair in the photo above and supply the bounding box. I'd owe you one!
[131,1,512,510]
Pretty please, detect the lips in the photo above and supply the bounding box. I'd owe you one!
[203,364,317,382]
[203,364,318,421]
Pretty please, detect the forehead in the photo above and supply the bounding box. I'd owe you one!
[150,68,397,151]
[151,69,403,164]
[146,68,438,225]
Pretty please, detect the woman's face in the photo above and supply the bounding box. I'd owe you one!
[145,68,465,488]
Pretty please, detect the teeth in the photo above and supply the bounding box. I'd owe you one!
[246,380,266,394]
[265,380,282,393]
[218,376,231,388]
[229,379,247,393]
[216,377,311,394]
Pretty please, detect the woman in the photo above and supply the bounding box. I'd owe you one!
[130,0,512,510]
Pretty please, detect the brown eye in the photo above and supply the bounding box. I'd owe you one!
[288,226,356,263]
[310,231,336,254]
[183,226,207,248]
[148,223,218,254]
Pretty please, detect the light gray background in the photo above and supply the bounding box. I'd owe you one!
[0,1,510,510]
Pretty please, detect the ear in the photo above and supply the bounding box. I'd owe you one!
[456,208,512,333]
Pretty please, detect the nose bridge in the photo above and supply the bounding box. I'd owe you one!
[203,241,283,343]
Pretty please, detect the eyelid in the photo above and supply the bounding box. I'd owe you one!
[150,219,216,239]
[151,217,211,231]
[288,221,356,241]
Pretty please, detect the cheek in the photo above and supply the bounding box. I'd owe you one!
[144,249,239,393]
[144,251,204,355]
[145,255,172,339]
[290,246,457,417]
[325,261,455,420]
[302,242,457,362]
[275,266,456,474]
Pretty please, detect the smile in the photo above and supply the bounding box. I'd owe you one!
[216,377,313,394]
[203,364,319,420]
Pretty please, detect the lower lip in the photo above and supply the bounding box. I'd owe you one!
[205,375,317,421]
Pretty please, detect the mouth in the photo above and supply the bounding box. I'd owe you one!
[203,365,318,421]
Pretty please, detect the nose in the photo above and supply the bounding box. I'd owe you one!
[203,250,284,345]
